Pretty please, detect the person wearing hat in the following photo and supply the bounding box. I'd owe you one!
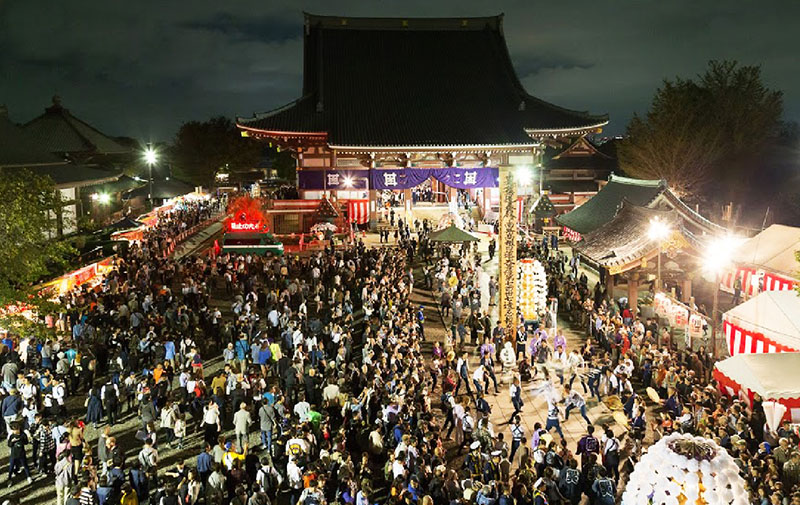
[464,441,483,481]
[531,478,548,505]
[483,451,502,482]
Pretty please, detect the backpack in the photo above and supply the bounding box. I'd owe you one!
[257,466,278,494]
[303,491,322,505]
[139,448,157,470]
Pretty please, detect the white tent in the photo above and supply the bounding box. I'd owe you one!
[714,353,800,422]
[732,224,800,275]
[722,224,800,296]
[723,290,800,356]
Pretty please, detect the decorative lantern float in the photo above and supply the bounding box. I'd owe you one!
[518,258,547,321]
[221,196,284,256]
[622,433,748,505]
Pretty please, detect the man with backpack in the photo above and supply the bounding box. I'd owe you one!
[255,457,283,498]
[298,478,326,505]
[138,439,159,472]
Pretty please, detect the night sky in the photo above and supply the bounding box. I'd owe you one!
[2,1,798,142]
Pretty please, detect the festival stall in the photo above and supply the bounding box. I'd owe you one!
[723,290,800,356]
[713,353,800,423]
[721,224,800,297]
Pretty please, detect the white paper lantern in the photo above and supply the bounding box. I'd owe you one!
[622,434,749,505]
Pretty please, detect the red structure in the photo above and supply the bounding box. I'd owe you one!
[224,196,268,233]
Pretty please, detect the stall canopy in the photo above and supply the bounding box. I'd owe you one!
[721,224,800,296]
[723,290,800,356]
[713,353,800,422]
[428,224,480,243]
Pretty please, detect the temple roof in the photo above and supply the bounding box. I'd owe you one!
[238,14,608,149]
[557,174,666,235]
[24,96,132,156]
[546,136,616,171]
[573,203,678,272]
[124,178,195,200]
[27,165,122,189]
[0,108,66,167]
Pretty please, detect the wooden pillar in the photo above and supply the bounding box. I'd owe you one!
[368,190,378,229]
[682,277,693,303]
[627,272,639,316]
[498,165,518,335]
[403,188,413,223]
[605,272,614,300]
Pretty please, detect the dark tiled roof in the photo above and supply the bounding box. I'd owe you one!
[238,14,607,147]
[0,113,66,167]
[545,179,601,194]
[573,203,678,270]
[124,178,195,200]
[23,97,132,155]
[546,136,616,171]
[25,165,121,188]
[557,174,666,234]
[91,174,145,194]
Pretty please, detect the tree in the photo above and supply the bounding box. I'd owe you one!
[619,60,783,198]
[0,169,74,330]
[171,116,263,187]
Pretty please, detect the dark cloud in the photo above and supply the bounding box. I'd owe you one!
[180,12,301,44]
[1,1,798,141]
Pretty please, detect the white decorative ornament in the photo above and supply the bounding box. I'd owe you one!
[622,433,748,505]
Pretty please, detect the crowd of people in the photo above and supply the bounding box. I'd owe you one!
[2,200,800,505]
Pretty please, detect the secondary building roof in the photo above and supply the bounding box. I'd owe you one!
[557,174,666,235]
[238,14,608,149]
[24,96,131,156]
[573,203,679,274]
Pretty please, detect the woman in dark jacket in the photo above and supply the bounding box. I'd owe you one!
[86,387,103,428]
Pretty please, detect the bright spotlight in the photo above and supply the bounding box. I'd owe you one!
[702,235,740,275]
[648,217,671,241]
[98,193,111,205]
[515,166,532,185]
[343,176,354,188]
[143,147,158,166]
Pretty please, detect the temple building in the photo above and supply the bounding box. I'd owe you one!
[558,174,725,310]
[0,102,125,236]
[542,135,617,213]
[237,14,608,228]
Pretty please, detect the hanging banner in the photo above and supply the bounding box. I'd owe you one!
[297,170,369,190]
[370,167,499,190]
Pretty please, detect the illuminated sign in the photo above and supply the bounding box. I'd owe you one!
[230,221,262,231]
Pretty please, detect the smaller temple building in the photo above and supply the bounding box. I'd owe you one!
[559,174,725,311]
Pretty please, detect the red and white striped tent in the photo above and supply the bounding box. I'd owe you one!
[713,353,800,422]
[347,199,369,224]
[721,224,799,296]
[723,290,800,356]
